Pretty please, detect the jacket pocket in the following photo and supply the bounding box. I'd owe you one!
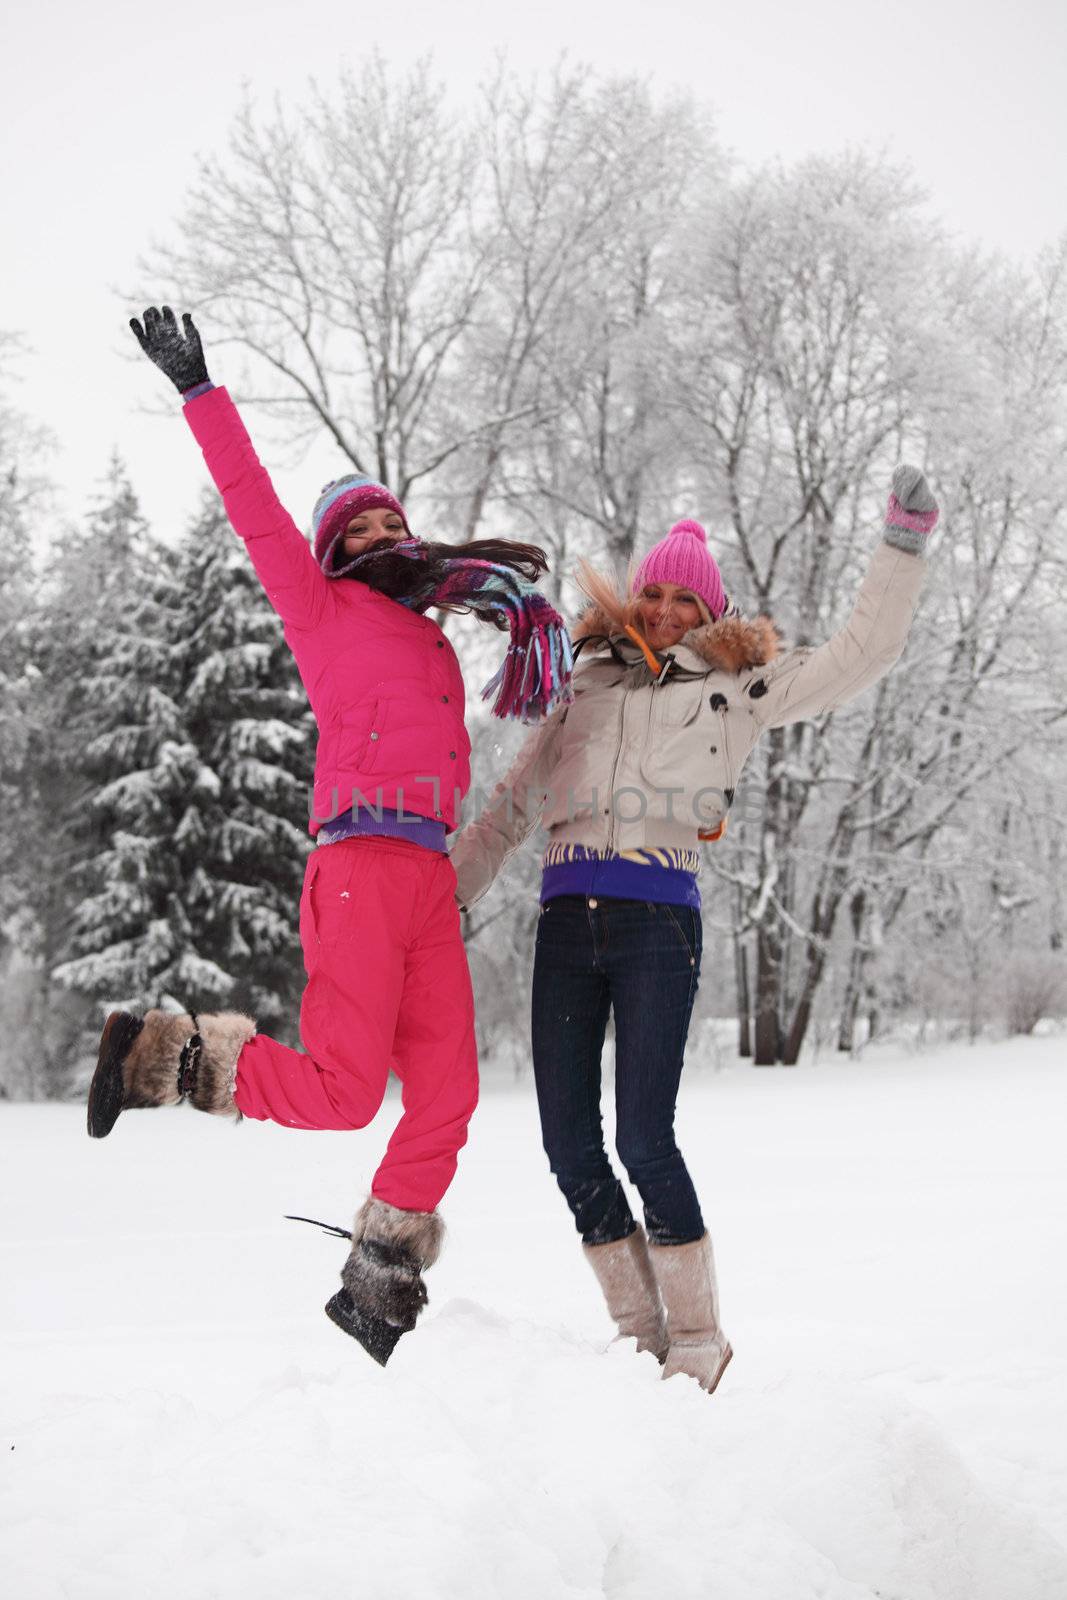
[638,680,706,788]
[649,675,705,732]
[308,844,375,945]
[341,697,386,772]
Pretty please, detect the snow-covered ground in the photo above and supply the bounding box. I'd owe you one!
[3,1035,1067,1600]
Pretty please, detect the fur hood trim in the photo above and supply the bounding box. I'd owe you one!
[572,601,781,675]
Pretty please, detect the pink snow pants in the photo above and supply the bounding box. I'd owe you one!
[233,837,479,1214]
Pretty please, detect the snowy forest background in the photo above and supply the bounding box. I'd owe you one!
[2,58,1066,1100]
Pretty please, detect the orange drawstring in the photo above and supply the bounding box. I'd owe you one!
[623,623,664,676]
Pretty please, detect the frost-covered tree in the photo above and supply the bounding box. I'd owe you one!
[0,334,52,941]
[163,491,314,1029]
[54,488,314,1040]
[140,54,493,507]
[2,455,160,1095]
[0,337,72,1098]
[819,238,1067,1051]
[444,66,723,563]
[670,151,943,1062]
[43,459,180,1031]
[140,60,727,562]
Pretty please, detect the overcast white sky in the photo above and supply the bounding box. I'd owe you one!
[4,0,1066,545]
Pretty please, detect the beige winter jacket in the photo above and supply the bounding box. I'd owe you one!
[450,539,926,909]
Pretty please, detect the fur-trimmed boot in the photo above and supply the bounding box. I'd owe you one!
[583,1226,669,1361]
[647,1233,733,1394]
[325,1197,444,1366]
[87,1008,255,1138]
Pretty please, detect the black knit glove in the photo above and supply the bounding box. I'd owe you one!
[130,305,210,394]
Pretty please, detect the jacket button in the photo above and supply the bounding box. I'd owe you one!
[442,694,449,703]
[436,640,444,649]
[588,897,598,909]
[449,751,456,759]
[709,745,717,753]
[370,731,379,741]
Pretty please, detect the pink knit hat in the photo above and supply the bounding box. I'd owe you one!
[311,475,411,572]
[631,519,727,621]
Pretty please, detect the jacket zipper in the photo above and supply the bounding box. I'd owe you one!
[717,707,732,793]
[606,682,633,851]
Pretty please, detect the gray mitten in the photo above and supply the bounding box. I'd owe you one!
[884,464,940,555]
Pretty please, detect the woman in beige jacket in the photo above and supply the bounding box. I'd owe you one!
[450,467,940,1393]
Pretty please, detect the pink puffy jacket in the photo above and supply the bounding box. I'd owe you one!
[185,388,472,834]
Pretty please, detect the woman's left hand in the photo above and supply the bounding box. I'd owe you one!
[884,464,939,553]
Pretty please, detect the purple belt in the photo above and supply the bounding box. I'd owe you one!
[317,806,448,854]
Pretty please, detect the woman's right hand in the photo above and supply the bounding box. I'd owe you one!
[130,305,210,394]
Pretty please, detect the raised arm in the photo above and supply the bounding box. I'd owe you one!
[751,466,939,730]
[130,307,330,633]
[450,709,569,909]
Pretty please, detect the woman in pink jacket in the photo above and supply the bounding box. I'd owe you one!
[87,307,572,1365]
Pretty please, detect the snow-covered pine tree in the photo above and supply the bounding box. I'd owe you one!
[54,480,314,1052]
[0,426,36,938]
[0,339,89,1099]
[44,457,184,1054]
[165,489,314,1034]
[0,335,51,943]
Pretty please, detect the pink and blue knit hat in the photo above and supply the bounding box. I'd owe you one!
[312,475,411,572]
[632,519,727,621]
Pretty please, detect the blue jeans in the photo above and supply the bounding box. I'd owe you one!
[531,895,706,1247]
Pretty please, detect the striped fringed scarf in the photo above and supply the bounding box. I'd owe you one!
[342,539,575,723]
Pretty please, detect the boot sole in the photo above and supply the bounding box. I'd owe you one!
[664,1340,734,1394]
[324,1290,405,1366]
[706,1342,733,1395]
[86,1012,144,1138]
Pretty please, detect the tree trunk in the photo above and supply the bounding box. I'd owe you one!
[754,918,783,1064]
[733,903,752,1057]
[753,728,787,1063]
[837,985,858,1054]
[836,889,868,1053]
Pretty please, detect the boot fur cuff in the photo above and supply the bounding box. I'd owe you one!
[352,1197,445,1270]
[195,1012,257,1113]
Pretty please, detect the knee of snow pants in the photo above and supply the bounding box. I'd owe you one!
[233,837,478,1213]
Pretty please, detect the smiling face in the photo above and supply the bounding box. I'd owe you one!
[633,582,705,650]
[339,505,407,560]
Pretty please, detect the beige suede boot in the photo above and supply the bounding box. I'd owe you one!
[584,1226,669,1361]
[87,1008,256,1137]
[647,1233,732,1393]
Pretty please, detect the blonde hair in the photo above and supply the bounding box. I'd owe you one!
[573,558,712,635]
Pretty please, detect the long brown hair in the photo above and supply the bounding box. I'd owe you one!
[335,536,549,621]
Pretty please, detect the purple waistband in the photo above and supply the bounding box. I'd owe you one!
[317,806,448,854]
[540,856,700,910]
